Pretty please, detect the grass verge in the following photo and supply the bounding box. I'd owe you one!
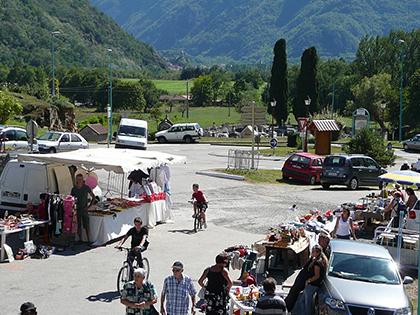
[217,168,283,185]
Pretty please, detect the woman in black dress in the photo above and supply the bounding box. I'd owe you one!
[198,253,233,315]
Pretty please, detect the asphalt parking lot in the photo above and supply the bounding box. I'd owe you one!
[0,144,418,314]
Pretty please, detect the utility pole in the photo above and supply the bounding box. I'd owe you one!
[398,39,405,142]
[107,48,113,147]
[331,82,335,119]
[186,80,189,119]
[251,101,255,169]
[51,31,60,97]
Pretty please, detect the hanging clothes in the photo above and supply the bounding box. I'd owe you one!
[63,195,75,234]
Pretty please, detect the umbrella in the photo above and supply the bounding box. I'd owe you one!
[379,170,420,188]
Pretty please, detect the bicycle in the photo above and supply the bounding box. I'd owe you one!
[116,247,150,293]
[189,200,208,232]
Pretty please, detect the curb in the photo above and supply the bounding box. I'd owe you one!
[196,171,245,181]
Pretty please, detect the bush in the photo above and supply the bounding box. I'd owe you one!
[344,128,395,167]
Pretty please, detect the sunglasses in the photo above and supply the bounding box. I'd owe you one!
[172,268,182,272]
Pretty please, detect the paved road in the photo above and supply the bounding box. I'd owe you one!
[1,143,418,314]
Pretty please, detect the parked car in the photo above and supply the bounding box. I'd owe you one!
[320,155,386,190]
[37,131,89,153]
[282,152,324,185]
[402,134,420,151]
[317,240,413,315]
[0,126,38,154]
[155,123,203,143]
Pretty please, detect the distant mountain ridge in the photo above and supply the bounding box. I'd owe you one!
[0,0,166,70]
[91,0,420,63]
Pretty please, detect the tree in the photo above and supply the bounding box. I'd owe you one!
[269,38,288,124]
[349,73,397,130]
[293,47,319,118]
[406,69,420,131]
[0,91,23,124]
[191,75,214,107]
[344,128,395,167]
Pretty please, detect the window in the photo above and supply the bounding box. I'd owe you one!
[351,158,364,167]
[324,156,346,167]
[60,134,70,142]
[185,126,195,131]
[71,134,82,142]
[364,158,378,169]
[15,130,28,141]
[169,127,180,133]
[118,126,146,138]
[3,130,16,141]
[39,132,62,141]
[289,154,310,166]
[312,159,323,166]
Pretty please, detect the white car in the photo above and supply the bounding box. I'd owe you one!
[0,126,39,154]
[37,131,89,153]
[155,123,203,143]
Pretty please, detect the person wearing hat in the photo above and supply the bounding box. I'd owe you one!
[20,302,37,315]
[161,261,197,315]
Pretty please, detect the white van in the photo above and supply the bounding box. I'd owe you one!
[115,118,148,150]
[0,160,73,212]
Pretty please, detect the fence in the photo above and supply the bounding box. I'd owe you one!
[227,149,260,170]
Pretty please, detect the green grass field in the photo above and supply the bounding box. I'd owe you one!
[219,169,284,184]
[152,80,188,94]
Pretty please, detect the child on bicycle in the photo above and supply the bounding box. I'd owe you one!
[192,184,208,227]
[116,217,149,268]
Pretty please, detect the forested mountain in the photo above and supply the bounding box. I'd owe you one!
[91,0,420,63]
[0,0,166,70]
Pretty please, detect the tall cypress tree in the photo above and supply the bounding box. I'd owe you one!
[294,47,319,118]
[268,38,288,125]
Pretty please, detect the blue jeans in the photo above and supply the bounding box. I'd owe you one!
[303,284,319,315]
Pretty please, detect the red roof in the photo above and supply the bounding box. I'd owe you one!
[82,123,108,135]
[308,120,340,132]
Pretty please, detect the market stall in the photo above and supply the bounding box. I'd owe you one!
[16,148,186,246]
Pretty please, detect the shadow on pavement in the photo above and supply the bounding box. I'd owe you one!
[52,243,96,256]
[168,229,197,235]
[86,291,120,303]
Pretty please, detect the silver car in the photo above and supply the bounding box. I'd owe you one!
[37,131,89,153]
[0,126,39,154]
[403,134,420,151]
[318,240,413,315]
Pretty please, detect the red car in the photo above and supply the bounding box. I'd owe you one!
[282,152,324,185]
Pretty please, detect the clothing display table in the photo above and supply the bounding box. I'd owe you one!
[0,220,49,262]
[228,286,255,315]
[88,200,169,246]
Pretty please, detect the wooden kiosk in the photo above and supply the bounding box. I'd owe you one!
[307,120,340,155]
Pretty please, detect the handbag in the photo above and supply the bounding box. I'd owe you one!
[149,304,159,315]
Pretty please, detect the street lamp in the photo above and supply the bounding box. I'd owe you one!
[51,31,60,97]
[398,39,405,142]
[304,96,311,152]
[107,48,113,148]
[270,100,276,139]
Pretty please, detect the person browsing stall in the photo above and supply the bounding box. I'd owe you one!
[254,277,287,315]
[117,217,149,268]
[384,191,407,228]
[405,188,418,210]
[71,173,95,244]
[121,268,158,315]
[332,208,357,240]
[161,261,197,315]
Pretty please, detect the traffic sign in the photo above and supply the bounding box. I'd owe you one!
[297,117,308,132]
[26,119,38,139]
[270,138,278,148]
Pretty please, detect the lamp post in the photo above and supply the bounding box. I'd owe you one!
[304,96,311,152]
[107,48,113,148]
[50,31,60,97]
[270,100,276,139]
[398,39,405,142]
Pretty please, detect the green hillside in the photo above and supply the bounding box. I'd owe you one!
[0,0,166,70]
[91,0,420,63]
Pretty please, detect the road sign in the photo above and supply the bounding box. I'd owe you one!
[270,138,278,148]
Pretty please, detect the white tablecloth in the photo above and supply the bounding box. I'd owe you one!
[88,200,170,246]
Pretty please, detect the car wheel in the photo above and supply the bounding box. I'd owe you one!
[348,177,359,190]
[49,147,56,153]
[282,173,289,180]
[184,135,193,143]
[404,144,409,151]
[321,183,330,189]
[157,137,167,143]
[309,176,316,185]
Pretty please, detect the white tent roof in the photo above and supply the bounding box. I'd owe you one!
[18,148,186,174]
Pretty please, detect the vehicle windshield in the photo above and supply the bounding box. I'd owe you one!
[324,156,346,167]
[118,125,146,138]
[289,154,311,166]
[328,252,400,285]
[38,132,62,141]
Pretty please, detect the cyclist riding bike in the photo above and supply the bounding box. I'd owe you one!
[116,217,149,268]
[191,183,208,228]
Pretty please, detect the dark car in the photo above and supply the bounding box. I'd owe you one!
[320,155,386,190]
[282,152,324,185]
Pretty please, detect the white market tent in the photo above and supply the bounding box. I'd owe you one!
[17,148,186,174]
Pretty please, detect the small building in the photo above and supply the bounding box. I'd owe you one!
[308,120,340,155]
[79,123,108,142]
